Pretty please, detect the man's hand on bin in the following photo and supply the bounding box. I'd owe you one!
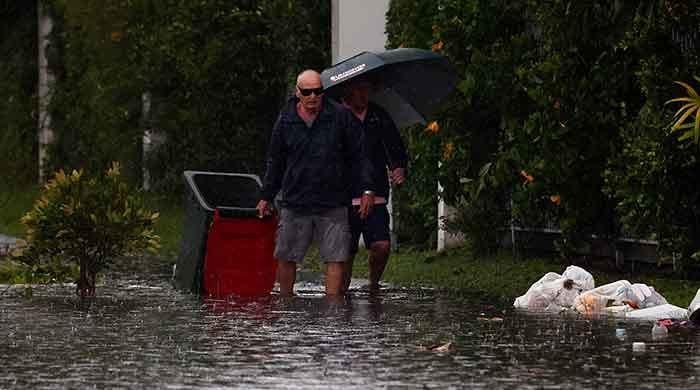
[358,190,375,219]
[256,200,273,218]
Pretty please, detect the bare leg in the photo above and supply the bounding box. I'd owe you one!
[325,261,345,296]
[342,254,355,293]
[277,260,297,297]
[368,241,390,289]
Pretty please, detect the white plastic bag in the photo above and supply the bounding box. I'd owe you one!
[525,278,582,312]
[629,283,667,309]
[574,291,608,314]
[513,272,561,309]
[574,280,672,316]
[591,281,668,309]
[687,288,700,323]
[573,281,631,315]
[514,270,592,312]
[625,304,689,321]
[561,265,595,291]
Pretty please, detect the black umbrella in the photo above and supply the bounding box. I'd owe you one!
[320,48,457,128]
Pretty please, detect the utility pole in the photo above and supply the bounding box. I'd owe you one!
[37,0,54,183]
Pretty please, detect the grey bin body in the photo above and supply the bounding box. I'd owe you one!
[173,171,262,293]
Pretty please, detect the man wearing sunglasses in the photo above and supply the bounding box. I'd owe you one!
[256,69,375,297]
[340,76,408,293]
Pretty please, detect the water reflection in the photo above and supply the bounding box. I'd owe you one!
[2,272,700,389]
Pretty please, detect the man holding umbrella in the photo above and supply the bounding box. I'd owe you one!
[256,69,375,297]
[341,75,409,292]
[321,48,456,292]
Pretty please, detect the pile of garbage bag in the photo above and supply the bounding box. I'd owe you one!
[514,265,698,323]
[513,266,594,312]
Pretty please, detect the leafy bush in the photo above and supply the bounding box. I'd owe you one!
[390,123,441,248]
[38,0,330,190]
[668,76,700,144]
[0,1,38,185]
[18,162,160,296]
[387,0,700,262]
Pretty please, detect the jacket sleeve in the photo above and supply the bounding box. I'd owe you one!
[261,115,285,201]
[381,114,409,172]
[343,111,374,193]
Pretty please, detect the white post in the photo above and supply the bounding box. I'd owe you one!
[387,184,397,249]
[141,91,166,191]
[437,162,446,252]
[437,162,465,252]
[37,1,54,183]
[437,192,465,252]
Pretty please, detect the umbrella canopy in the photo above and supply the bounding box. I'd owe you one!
[321,48,457,128]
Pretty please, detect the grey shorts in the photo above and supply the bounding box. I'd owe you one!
[274,207,351,263]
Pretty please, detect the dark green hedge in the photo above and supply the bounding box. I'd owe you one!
[387,0,700,264]
[1,0,330,191]
[0,1,38,186]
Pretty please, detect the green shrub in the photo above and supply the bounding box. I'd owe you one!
[0,2,37,185]
[667,76,700,144]
[38,0,330,190]
[391,122,441,248]
[387,0,700,261]
[18,162,160,296]
[444,162,511,255]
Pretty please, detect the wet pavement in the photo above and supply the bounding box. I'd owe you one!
[2,267,700,389]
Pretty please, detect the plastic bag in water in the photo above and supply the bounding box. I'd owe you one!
[514,266,594,312]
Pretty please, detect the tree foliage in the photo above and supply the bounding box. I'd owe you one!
[387,0,700,261]
[0,1,38,186]
[1,0,330,190]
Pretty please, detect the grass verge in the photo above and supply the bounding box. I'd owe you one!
[143,193,183,260]
[348,245,700,307]
[0,185,39,237]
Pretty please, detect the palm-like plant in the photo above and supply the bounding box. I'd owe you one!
[667,77,700,145]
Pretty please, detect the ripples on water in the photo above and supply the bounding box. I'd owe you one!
[2,272,700,389]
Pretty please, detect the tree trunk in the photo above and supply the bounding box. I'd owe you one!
[37,0,54,184]
[77,258,96,298]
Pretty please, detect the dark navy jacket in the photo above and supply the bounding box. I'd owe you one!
[261,97,374,212]
[349,102,408,199]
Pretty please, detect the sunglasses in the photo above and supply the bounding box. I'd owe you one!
[297,86,324,96]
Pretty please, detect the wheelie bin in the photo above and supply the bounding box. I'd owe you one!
[173,170,277,297]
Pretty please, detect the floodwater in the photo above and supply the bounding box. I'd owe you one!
[2,268,700,389]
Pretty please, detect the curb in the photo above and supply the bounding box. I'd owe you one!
[0,234,19,257]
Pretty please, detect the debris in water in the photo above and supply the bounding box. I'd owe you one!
[430,342,454,353]
[477,316,504,322]
[418,342,455,353]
